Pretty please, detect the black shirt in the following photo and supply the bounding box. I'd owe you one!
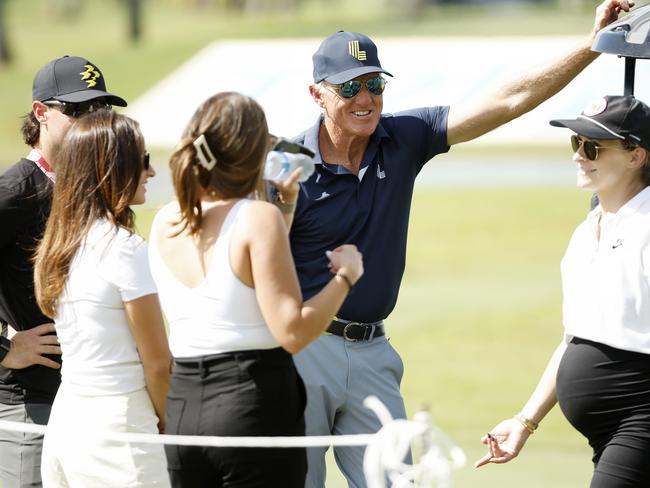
[0,158,60,404]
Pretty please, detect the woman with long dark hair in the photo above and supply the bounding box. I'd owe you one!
[476,95,650,487]
[148,92,364,487]
[34,110,171,487]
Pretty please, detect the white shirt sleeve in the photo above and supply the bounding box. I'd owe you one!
[103,232,158,302]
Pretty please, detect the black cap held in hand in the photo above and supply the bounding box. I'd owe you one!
[312,31,392,84]
[550,95,650,150]
[32,55,127,107]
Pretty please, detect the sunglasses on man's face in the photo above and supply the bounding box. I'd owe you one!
[43,99,111,118]
[570,135,634,161]
[329,76,387,99]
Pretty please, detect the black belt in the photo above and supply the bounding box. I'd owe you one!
[326,319,385,342]
[174,347,291,377]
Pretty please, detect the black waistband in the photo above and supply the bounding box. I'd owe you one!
[570,337,650,359]
[174,347,290,370]
[326,319,385,342]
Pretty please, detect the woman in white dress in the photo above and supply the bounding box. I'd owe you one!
[34,110,172,487]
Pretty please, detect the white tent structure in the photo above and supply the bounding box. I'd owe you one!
[126,36,650,150]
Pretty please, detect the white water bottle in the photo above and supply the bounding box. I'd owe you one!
[263,151,315,182]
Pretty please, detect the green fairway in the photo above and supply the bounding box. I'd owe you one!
[134,185,594,488]
[396,187,592,487]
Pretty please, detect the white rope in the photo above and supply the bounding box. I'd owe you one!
[362,397,466,488]
[0,420,372,447]
[0,396,465,487]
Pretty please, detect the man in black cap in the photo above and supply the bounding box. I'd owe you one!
[0,55,126,487]
[286,1,634,487]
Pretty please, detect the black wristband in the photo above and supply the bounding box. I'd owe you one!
[0,336,11,364]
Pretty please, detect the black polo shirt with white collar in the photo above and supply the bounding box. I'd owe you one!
[0,158,60,404]
[291,107,449,323]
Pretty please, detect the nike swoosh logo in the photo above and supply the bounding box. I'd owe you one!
[315,192,331,201]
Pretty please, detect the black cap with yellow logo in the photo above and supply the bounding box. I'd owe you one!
[32,55,127,107]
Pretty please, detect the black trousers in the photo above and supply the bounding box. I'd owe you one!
[165,347,307,488]
[557,337,650,488]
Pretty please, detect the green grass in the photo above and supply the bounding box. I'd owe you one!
[132,186,594,488]
[396,188,593,487]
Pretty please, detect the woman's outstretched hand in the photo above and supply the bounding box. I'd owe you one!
[475,418,532,468]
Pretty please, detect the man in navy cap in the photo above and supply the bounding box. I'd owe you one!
[0,55,126,487]
[285,1,634,487]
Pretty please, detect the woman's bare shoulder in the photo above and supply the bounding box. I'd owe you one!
[238,200,284,236]
[152,201,183,237]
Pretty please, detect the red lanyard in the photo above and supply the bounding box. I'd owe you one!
[26,149,56,183]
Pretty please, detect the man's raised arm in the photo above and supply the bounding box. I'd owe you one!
[447,0,634,147]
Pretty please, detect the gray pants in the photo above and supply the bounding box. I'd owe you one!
[0,402,51,488]
[293,333,407,488]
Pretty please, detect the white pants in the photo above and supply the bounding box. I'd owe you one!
[41,384,170,488]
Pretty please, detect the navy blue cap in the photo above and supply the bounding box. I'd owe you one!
[550,95,650,150]
[32,55,127,107]
[312,31,392,84]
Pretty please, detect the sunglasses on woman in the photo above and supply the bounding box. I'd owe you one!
[43,99,111,118]
[328,76,387,99]
[570,135,634,161]
[143,151,150,170]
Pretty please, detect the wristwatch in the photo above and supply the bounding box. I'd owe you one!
[0,336,11,364]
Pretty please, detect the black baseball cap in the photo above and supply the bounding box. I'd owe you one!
[550,95,650,150]
[32,55,127,107]
[312,31,392,84]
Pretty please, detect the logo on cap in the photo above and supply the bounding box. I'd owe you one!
[80,64,101,88]
[583,97,608,117]
[348,40,367,61]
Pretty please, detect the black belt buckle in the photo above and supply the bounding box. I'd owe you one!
[343,322,370,342]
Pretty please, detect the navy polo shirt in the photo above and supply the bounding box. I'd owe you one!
[291,106,450,323]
